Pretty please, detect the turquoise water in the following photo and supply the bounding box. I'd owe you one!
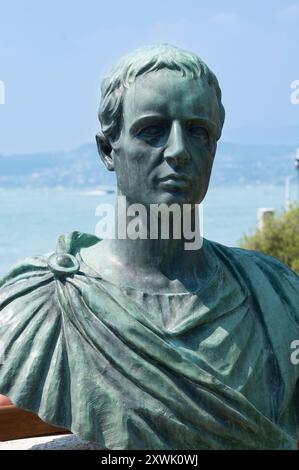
[0,185,296,277]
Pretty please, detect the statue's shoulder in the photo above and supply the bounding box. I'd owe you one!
[207,238,298,279]
[207,238,299,309]
[206,239,299,343]
[0,230,100,295]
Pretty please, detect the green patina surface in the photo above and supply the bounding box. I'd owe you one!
[0,45,299,449]
[0,231,298,449]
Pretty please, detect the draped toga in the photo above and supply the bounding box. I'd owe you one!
[0,231,298,449]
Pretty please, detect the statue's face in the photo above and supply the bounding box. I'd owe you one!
[110,69,219,206]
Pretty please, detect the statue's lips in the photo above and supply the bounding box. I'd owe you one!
[158,174,190,189]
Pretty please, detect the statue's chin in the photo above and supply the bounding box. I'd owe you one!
[122,191,202,207]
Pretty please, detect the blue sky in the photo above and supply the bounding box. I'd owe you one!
[0,0,298,153]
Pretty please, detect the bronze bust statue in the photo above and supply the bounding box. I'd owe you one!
[0,44,298,450]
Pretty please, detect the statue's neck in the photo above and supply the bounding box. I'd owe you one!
[111,194,204,278]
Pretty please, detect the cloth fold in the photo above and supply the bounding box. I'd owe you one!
[0,231,298,449]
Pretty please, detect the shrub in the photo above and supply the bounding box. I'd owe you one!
[240,204,299,274]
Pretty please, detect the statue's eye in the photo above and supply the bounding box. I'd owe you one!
[138,125,165,138]
[187,125,209,143]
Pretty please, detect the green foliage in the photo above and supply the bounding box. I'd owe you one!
[240,204,299,275]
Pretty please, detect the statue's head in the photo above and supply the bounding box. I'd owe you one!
[96,43,225,206]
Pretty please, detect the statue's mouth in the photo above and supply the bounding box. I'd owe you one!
[158,174,190,190]
[158,173,189,182]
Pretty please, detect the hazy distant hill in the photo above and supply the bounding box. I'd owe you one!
[0,142,298,188]
[212,142,298,185]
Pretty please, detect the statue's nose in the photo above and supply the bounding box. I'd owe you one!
[164,121,190,167]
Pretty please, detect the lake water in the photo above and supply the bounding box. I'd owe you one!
[0,184,296,277]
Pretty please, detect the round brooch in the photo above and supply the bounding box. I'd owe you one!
[48,253,80,276]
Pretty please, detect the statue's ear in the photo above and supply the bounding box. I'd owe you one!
[96,132,114,171]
